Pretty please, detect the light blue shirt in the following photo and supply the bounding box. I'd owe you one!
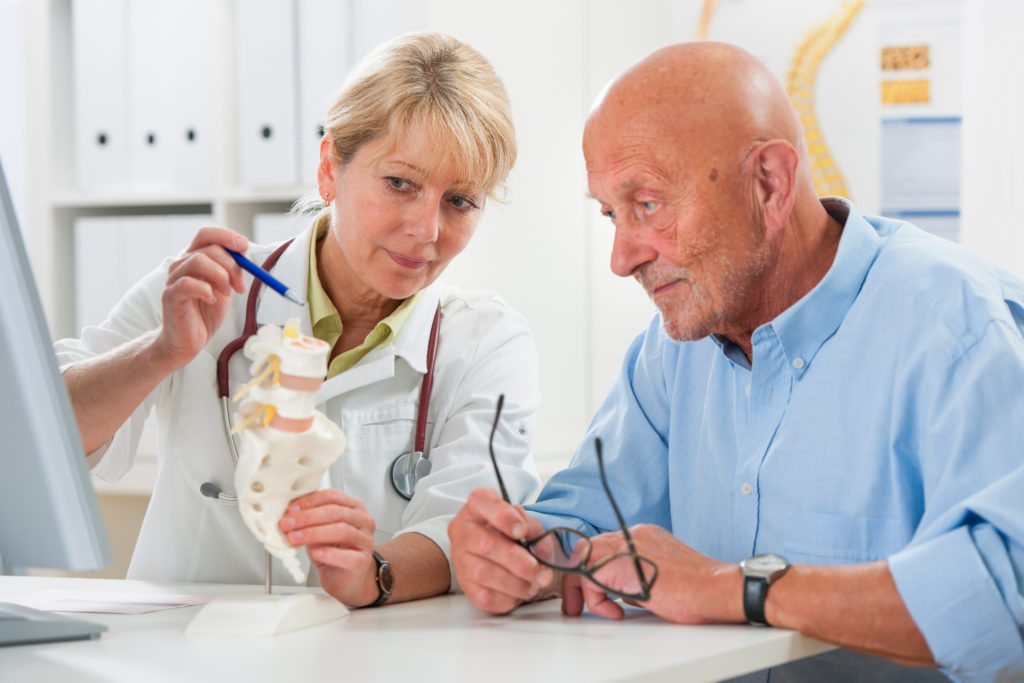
[527,198,1024,682]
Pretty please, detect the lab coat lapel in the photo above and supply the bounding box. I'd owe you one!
[254,225,314,336]
[314,284,442,402]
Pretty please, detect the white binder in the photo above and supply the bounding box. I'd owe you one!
[74,216,125,330]
[168,0,217,189]
[235,0,299,187]
[71,0,130,191]
[161,215,210,259]
[74,214,211,332]
[253,212,301,245]
[127,0,174,191]
[350,0,427,66]
[296,0,351,185]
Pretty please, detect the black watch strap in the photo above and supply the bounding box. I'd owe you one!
[743,576,769,625]
[368,550,393,608]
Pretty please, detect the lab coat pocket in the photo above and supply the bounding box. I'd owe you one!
[164,349,238,505]
[783,509,904,565]
[334,403,430,536]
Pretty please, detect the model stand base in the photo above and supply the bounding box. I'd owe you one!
[185,592,349,636]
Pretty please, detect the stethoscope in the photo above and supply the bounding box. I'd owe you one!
[199,238,441,503]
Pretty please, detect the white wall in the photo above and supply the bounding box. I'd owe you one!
[960,0,1024,275]
[0,0,27,227]
[11,0,1023,476]
[430,0,886,468]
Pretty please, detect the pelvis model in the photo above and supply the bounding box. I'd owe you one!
[231,320,346,582]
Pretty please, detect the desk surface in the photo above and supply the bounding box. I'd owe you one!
[0,576,834,682]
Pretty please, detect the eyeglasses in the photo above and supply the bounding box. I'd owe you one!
[488,394,658,602]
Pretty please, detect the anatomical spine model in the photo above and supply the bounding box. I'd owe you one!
[231,320,346,582]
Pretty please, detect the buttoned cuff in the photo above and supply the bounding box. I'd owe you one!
[889,525,1024,681]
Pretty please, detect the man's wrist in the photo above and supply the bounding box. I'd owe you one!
[713,563,747,622]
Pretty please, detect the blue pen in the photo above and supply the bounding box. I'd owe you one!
[224,248,305,306]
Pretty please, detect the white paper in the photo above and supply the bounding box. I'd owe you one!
[12,589,214,615]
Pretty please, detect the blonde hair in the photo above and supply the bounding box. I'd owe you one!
[295,32,516,214]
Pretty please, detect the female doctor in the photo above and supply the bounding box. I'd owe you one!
[56,32,540,608]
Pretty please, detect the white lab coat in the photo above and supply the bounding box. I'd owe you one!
[56,223,541,589]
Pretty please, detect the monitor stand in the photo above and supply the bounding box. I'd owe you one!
[0,602,106,646]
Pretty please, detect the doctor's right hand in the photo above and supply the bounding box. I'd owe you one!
[448,487,556,615]
[156,227,249,369]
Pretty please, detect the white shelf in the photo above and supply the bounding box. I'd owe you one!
[25,0,313,340]
[50,191,219,209]
[24,1,318,507]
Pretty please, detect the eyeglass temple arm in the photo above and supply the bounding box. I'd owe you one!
[489,394,512,502]
[594,438,641,557]
[595,439,654,592]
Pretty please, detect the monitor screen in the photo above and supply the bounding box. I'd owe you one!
[0,157,112,573]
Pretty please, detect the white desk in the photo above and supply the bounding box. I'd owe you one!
[0,576,834,682]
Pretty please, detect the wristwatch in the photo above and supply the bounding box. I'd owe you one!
[368,550,393,607]
[740,553,789,625]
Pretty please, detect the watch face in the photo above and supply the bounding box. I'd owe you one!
[378,561,394,593]
[742,553,788,578]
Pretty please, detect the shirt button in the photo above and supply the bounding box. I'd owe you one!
[745,384,751,397]
[792,357,805,369]
[741,483,753,496]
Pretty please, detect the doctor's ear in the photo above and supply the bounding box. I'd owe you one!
[318,137,336,202]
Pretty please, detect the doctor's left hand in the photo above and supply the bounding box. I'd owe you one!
[278,488,380,608]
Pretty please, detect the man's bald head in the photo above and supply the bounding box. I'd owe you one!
[585,42,807,176]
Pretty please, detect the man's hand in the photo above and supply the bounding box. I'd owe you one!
[448,487,555,614]
[561,524,744,623]
[279,488,379,608]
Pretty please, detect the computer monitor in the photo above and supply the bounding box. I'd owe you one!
[0,156,112,574]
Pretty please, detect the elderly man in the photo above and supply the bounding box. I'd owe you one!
[448,42,1024,682]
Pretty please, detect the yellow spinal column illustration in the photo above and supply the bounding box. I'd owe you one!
[697,0,719,40]
[786,1,864,197]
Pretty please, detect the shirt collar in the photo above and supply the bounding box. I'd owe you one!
[306,213,340,337]
[254,227,313,334]
[767,197,882,378]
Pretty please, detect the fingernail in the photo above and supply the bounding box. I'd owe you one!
[288,530,303,542]
[512,523,526,539]
[288,504,300,514]
[280,516,294,530]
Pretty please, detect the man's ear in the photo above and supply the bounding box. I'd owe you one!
[751,140,798,233]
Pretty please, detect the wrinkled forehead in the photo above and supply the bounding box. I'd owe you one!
[586,94,751,179]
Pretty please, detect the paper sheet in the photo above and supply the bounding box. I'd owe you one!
[11,589,215,615]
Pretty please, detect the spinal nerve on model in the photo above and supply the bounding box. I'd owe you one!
[230,319,346,582]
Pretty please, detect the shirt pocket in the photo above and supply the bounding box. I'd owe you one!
[783,509,904,564]
[333,403,429,536]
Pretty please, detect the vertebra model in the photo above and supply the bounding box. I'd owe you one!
[231,319,346,582]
